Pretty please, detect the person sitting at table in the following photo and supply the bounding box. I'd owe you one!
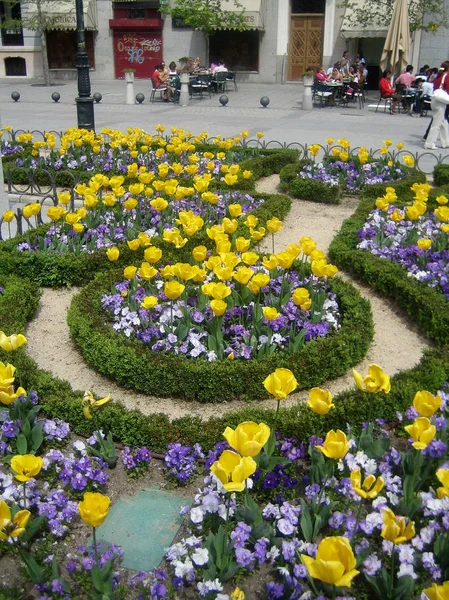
[315,67,328,82]
[152,62,173,102]
[168,61,177,75]
[395,65,416,92]
[327,61,341,75]
[213,60,228,73]
[379,69,401,114]
[328,68,344,83]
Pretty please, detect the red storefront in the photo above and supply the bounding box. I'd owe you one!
[109,3,163,79]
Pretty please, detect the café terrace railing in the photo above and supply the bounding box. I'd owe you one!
[0,128,448,241]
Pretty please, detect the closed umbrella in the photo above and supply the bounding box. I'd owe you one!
[379,0,410,76]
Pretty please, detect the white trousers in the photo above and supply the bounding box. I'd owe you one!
[427,99,449,147]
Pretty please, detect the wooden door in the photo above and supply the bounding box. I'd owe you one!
[288,16,324,81]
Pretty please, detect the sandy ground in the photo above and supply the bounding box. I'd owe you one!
[26,176,430,419]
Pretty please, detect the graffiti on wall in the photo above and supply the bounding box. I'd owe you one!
[113,32,162,78]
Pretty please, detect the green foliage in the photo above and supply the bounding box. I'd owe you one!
[433,163,449,187]
[279,160,342,204]
[328,174,449,345]
[160,0,249,36]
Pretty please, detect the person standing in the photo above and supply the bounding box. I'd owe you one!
[424,61,449,149]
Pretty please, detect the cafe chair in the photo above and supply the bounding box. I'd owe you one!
[212,71,228,93]
[375,94,394,113]
[226,72,238,91]
[150,78,167,103]
[312,82,334,107]
[190,74,212,99]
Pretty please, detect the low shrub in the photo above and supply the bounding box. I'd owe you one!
[67,271,374,402]
[433,163,449,187]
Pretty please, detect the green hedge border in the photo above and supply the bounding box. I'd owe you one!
[328,173,449,346]
[67,270,374,403]
[279,160,342,204]
[1,273,448,453]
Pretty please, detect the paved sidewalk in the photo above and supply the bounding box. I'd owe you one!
[0,77,439,159]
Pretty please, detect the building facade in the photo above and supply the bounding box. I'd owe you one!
[0,0,447,83]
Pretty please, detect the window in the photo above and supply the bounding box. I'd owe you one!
[0,1,24,46]
[4,56,26,75]
[210,30,259,72]
[292,0,325,13]
[46,30,95,69]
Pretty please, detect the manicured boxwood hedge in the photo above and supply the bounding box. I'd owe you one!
[433,163,449,187]
[279,160,342,204]
[328,173,449,345]
[2,273,448,453]
[67,270,374,403]
[0,192,291,287]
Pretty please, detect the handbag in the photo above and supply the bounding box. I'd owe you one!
[432,74,449,104]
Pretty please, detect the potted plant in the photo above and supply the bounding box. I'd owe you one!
[123,68,135,83]
[302,69,315,85]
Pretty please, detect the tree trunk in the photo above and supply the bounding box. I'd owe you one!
[40,29,51,86]
[205,33,210,66]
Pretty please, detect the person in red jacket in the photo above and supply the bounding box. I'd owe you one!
[379,70,402,114]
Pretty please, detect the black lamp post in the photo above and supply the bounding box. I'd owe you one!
[75,0,95,130]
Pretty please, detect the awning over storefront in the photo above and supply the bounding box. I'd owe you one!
[26,0,98,31]
[219,0,264,30]
[340,0,387,38]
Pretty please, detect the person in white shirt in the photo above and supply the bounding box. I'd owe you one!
[212,61,228,73]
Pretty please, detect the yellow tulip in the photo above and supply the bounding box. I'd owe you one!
[352,364,391,394]
[436,469,449,499]
[381,507,415,544]
[0,362,16,389]
[141,296,158,310]
[0,331,27,352]
[192,245,208,262]
[222,217,238,235]
[231,587,245,600]
[417,238,432,250]
[251,273,270,289]
[210,450,257,492]
[229,204,243,218]
[78,492,111,528]
[209,282,232,300]
[73,223,84,234]
[210,299,227,317]
[244,215,258,229]
[350,468,385,500]
[423,582,449,600]
[241,252,259,266]
[263,368,298,400]
[223,421,271,457]
[435,206,449,222]
[123,266,137,280]
[412,390,442,417]
[316,429,350,459]
[106,247,120,262]
[233,266,254,285]
[235,237,251,253]
[150,198,168,212]
[404,417,436,450]
[0,499,30,540]
[214,265,234,281]
[0,385,26,405]
[403,155,415,167]
[250,226,265,241]
[436,195,449,205]
[390,209,404,222]
[307,387,334,415]
[263,306,280,321]
[124,198,138,211]
[292,287,312,310]
[242,170,252,179]
[11,454,43,482]
[126,239,140,252]
[276,251,296,269]
[266,217,283,233]
[164,280,185,300]
[82,390,111,419]
[2,210,14,223]
[47,206,65,221]
[138,262,158,281]
[262,255,279,271]
[301,536,359,588]
[57,190,71,205]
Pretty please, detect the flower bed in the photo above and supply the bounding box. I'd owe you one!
[356,184,449,299]
[1,341,449,599]
[280,139,415,204]
[68,254,373,402]
[329,174,449,346]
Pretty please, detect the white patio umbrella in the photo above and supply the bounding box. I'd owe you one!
[379,0,411,76]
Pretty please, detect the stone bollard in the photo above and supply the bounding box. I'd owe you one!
[125,71,135,105]
[179,73,190,107]
[302,75,314,111]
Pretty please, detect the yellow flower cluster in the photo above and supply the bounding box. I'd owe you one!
[383,182,449,230]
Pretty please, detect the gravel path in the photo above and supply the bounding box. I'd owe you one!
[25,176,430,419]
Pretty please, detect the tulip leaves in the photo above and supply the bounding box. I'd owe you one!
[203,525,239,583]
[9,396,43,455]
[365,571,414,600]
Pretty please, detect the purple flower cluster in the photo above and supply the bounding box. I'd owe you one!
[121,446,152,479]
[42,446,108,495]
[357,205,449,298]
[103,270,340,361]
[164,442,204,483]
[299,158,408,192]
